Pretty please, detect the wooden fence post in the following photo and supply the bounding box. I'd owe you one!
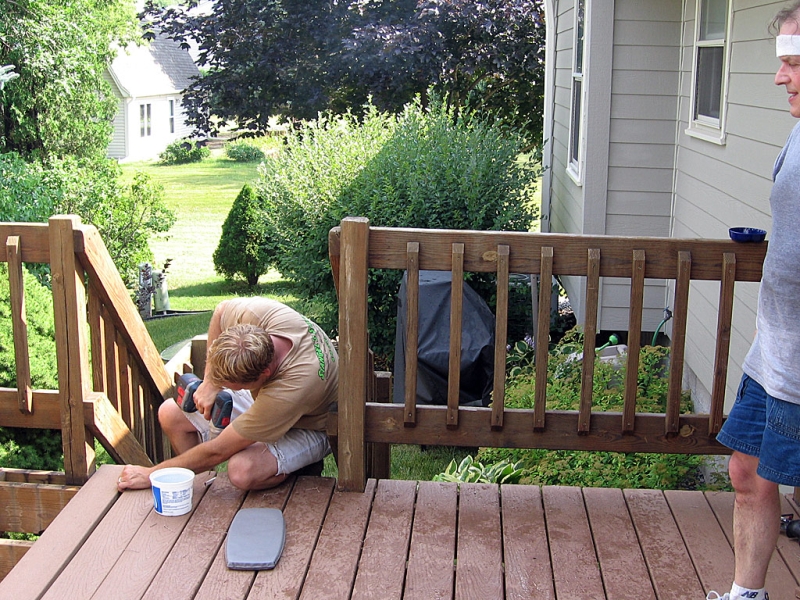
[49,216,93,484]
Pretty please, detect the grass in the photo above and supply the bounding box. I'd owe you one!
[126,148,471,481]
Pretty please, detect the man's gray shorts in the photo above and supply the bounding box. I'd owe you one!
[183,389,331,475]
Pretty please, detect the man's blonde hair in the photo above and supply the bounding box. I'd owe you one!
[206,324,275,385]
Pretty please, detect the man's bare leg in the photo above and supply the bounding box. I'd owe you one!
[227,442,288,490]
[729,451,781,589]
[158,399,203,455]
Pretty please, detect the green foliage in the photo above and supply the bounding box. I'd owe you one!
[0,263,63,471]
[225,140,266,163]
[213,183,275,286]
[159,139,210,165]
[477,447,707,490]
[0,153,175,286]
[490,331,713,490]
[0,0,137,160]
[142,0,545,142]
[260,99,539,357]
[433,455,524,484]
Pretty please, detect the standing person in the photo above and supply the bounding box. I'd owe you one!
[707,4,800,599]
[117,297,337,491]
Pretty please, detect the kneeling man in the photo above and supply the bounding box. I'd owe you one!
[118,297,337,491]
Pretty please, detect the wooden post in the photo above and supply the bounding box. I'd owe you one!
[6,236,33,414]
[337,217,369,492]
[49,216,94,484]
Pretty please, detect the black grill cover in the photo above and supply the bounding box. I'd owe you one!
[393,270,495,407]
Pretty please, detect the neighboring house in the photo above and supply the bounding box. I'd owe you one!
[105,33,199,162]
[540,0,793,412]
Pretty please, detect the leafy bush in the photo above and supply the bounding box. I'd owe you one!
[0,263,63,471]
[159,138,210,164]
[225,139,266,163]
[484,330,722,490]
[259,99,539,359]
[213,183,275,286]
[0,152,175,286]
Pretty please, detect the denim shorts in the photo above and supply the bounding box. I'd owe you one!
[184,389,331,475]
[716,373,800,487]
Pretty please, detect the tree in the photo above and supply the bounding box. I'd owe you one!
[214,183,274,286]
[346,0,546,142]
[141,0,545,142]
[0,0,138,161]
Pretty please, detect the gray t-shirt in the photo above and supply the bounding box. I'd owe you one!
[742,121,800,404]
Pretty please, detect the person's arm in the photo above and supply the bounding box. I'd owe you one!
[117,422,254,491]
[193,301,229,418]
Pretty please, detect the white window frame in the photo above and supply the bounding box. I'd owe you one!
[567,0,587,185]
[169,99,175,134]
[686,0,731,145]
[140,103,152,137]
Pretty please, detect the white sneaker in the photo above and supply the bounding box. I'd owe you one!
[706,592,769,600]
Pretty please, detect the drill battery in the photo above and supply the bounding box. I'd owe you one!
[176,373,233,430]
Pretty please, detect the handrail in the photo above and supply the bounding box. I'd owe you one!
[0,216,172,486]
[330,217,769,491]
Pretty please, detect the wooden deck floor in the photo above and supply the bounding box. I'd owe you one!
[4,464,800,599]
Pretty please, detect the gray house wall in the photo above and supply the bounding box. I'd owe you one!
[672,0,793,410]
[547,0,682,332]
[545,0,797,413]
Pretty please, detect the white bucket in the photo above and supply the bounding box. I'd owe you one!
[149,467,194,516]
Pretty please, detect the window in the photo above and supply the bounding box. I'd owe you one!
[169,100,175,134]
[688,0,730,142]
[140,103,151,137]
[568,0,586,181]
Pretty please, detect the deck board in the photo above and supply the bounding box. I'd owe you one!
[544,486,605,599]
[404,481,457,600]
[625,488,706,598]
[300,478,377,600]
[4,473,800,599]
[351,479,416,600]
[666,489,733,594]
[501,484,554,600]
[455,483,503,600]
[584,487,655,599]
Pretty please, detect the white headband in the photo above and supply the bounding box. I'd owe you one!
[776,35,800,57]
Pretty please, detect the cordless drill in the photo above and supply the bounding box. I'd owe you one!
[176,373,233,434]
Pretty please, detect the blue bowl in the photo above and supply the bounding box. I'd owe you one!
[729,227,766,243]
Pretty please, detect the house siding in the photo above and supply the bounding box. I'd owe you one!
[547,0,682,332]
[671,0,792,410]
[104,73,127,160]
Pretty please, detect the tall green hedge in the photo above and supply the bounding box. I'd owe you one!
[259,100,539,360]
[0,263,62,471]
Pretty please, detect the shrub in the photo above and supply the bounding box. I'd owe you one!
[159,139,210,164]
[485,330,718,491]
[0,152,175,286]
[213,183,275,286]
[225,139,266,163]
[0,263,63,471]
[259,99,539,359]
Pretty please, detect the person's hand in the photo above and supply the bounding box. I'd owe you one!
[117,465,155,491]
[193,380,222,420]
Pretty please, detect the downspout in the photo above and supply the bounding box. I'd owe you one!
[666,0,690,315]
[540,0,557,234]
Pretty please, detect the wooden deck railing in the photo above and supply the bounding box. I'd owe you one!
[328,217,769,492]
[0,215,178,577]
